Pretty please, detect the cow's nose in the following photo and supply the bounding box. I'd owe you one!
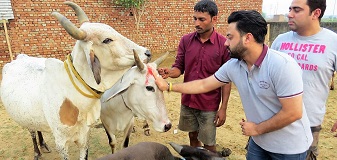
[164,123,172,132]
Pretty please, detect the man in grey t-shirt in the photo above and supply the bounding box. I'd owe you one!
[156,10,312,160]
[271,0,337,159]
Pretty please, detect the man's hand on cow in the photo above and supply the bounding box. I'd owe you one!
[331,120,337,137]
[157,68,170,79]
[154,73,169,92]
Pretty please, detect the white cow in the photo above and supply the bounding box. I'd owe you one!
[0,1,150,160]
[100,52,172,153]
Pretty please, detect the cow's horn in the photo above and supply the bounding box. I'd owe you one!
[169,142,183,154]
[64,1,89,24]
[133,49,145,71]
[51,12,87,40]
[153,51,169,66]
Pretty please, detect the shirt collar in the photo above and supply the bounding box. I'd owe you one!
[193,28,216,44]
[254,44,268,67]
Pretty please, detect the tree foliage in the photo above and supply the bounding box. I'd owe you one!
[113,0,145,9]
[113,0,148,37]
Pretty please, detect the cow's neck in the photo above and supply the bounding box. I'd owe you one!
[70,53,131,94]
[64,54,103,99]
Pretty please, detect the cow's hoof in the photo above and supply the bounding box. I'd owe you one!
[220,148,232,157]
[34,153,41,160]
[216,145,232,157]
[41,143,51,153]
[144,129,150,136]
[94,123,104,128]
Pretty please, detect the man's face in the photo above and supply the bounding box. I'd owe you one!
[288,0,313,33]
[193,11,215,34]
[225,23,247,60]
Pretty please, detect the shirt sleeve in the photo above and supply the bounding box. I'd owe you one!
[272,58,303,98]
[270,35,281,51]
[172,36,185,74]
[214,62,231,83]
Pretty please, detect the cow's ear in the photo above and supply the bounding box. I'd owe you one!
[169,142,183,154]
[102,88,129,102]
[101,66,136,102]
[91,55,101,84]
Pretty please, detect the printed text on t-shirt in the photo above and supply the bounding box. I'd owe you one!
[279,42,326,71]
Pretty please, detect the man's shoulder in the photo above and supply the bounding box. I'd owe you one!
[275,31,293,39]
[182,32,197,38]
[215,32,226,40]
[266,49,298,66]
[321,28,337,38]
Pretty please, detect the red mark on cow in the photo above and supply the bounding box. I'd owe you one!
[146,65,154,85]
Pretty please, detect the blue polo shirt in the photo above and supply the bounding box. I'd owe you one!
[214,45,312,154]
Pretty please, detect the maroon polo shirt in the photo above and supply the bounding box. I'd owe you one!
[172,30,230,111]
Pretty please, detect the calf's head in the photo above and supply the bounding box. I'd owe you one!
[103,52,172,132]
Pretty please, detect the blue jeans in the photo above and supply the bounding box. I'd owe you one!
[246,138,307,160]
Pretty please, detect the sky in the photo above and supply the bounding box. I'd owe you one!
[262,0,337,17]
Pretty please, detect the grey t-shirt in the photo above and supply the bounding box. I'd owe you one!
[271,28,337,126]
[214,46,312,154]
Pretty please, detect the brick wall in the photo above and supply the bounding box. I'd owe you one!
[0,0,262,67]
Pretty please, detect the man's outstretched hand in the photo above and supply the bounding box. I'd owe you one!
[157,68,170,79]
[154,72,169,92]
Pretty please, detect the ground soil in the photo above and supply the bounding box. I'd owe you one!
[0,54,336,160]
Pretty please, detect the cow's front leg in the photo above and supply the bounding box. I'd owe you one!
[76,126,90,160]
[77,140,89,160]
[54,134,69,160]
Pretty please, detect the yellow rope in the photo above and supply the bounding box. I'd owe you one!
[64,54,102,99]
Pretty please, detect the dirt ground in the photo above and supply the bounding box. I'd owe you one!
[0,54,337,160]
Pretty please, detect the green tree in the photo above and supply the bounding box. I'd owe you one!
[113,0,148,38]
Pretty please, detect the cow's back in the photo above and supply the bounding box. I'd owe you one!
[0,54,60,131]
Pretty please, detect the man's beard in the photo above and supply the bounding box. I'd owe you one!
[196,27,211,34]
[228,41,247,60]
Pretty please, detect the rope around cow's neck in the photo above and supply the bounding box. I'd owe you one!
[64,54,102,99]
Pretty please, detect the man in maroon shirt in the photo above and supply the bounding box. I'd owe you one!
[158,0,231,153]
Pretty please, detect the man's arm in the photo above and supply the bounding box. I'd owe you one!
[155,74,225,94]
[215,83,231,127]
[167,67,181,78]
[158,67,181,79]
[240,95,303,136]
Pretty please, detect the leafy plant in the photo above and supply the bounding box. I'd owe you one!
[113,0,145,9]
[113,0,148,37]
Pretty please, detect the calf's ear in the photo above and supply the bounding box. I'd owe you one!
[169,142,183,154]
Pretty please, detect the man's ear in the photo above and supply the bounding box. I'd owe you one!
[312,8,321,20]
[212,15,218,22]
[244,33,253,43]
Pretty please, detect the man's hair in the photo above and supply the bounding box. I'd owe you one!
[227,10,267,44]
[307,0,326,20]
[194,0,218,17]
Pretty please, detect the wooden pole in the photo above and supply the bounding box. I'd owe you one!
[2,19,13,61]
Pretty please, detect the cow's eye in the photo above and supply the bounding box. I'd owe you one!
[103,38,113,44]
[146,86,155,92]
